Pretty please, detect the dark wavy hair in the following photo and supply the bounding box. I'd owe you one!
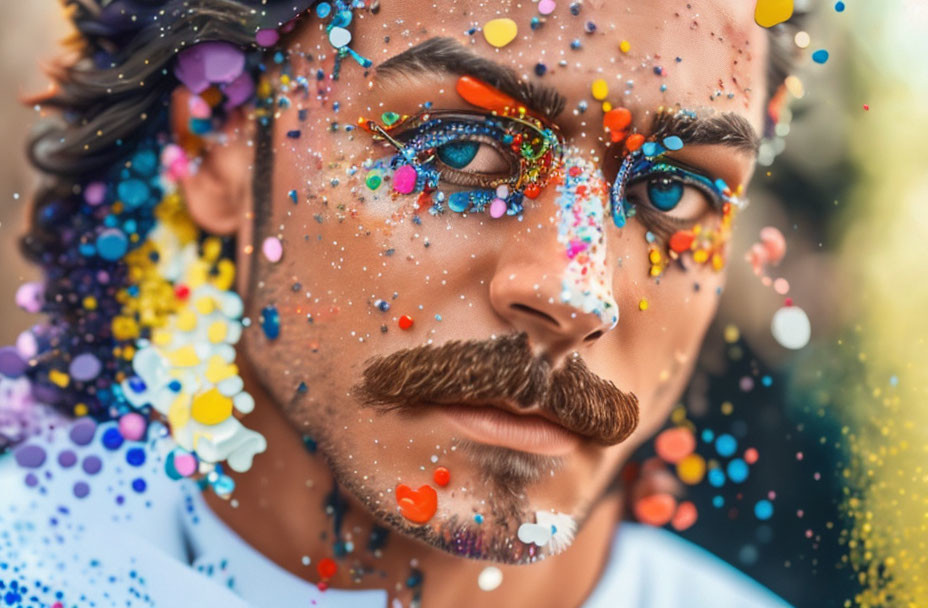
[4,0,807,448]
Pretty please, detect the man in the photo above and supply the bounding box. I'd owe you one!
[0,0,801,606]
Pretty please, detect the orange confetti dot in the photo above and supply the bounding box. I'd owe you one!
[633,492,677,526]
[625,133,645,152]
[398,315,414,330]
[671,501,698,531]
[654,427,696,463]
[603,107,632,133]
[433,466,450,487]
[744,447,759,464]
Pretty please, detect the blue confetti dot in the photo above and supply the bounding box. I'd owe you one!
[754,499,774,520]
[96,229,128,261]
[474,513,484,524]
[812,49,830,64]
[102,427,124,451]
[315,2,332,18]
[834,1,845,11]
[715,433,737,457]
[727,458,749,483]
[701,429,715,443]
[762,375,773,387]
[131,478,147,493]
[662,136,684,151]
[261,305,280,340]
[708,468,726,488]
[126,447,146,467]
[712,495,724,508]
[118,179,150,209]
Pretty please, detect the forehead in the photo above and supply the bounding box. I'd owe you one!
[336,0,768,132]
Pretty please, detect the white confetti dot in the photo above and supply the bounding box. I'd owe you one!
[771,305,811,349]
[478,566,503,591]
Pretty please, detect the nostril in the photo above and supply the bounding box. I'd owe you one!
[510,303,560,328]
[584,329,604,342]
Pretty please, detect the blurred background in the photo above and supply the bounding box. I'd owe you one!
[1,2,925,607]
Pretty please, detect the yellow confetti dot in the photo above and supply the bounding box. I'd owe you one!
[194,296,215,315]
[619,40,631,53]
[483,18,518,48]
[754,0,794,28]
[74,403,88,417]
[191,388,234,425]
[205,354,237,383]
[591,78,609,101]
[677,453,707,485]
[175,308,198,331]
[693,249,709,264]
[601,101,612,113]
[721,401,734,415]
[207,320,228,344]
[111,316,140,341]
[49,369,70,388]
[168,393,191,430]
[167,345,200,367]
[649,265,663,277]
[649,249,662,264]
[724,324,740,343]
[638,299,649,311]
[83,296,97,310]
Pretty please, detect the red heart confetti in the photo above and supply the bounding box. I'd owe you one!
[396,483,438,524]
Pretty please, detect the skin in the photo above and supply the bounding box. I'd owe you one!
[178,1,768,605]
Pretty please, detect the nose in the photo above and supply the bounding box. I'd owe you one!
[488,154,619,362]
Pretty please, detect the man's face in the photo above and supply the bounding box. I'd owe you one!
[230,0,766,563]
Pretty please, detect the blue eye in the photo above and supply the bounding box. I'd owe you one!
[647,177,684,211]
[437,141,480,169]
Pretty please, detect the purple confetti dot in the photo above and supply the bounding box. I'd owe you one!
[73,481,90,499]
[69,418,97,446]
[82,455,103,475]
[58,450,77,468]
[24,473,38,487]
[69,353,102,382]
[0,346,27,378]
[255,28,280,47]
[14,444,46,468]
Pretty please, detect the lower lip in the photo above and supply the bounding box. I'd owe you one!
[437,405,582,456]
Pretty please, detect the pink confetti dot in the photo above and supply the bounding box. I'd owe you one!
[173,453,197,477]
[773,277,790,294]
[392,165,418,194]
[262,237,283,263]
[538,0,556,14]
[118,413,147,441]
[489,198,507,218]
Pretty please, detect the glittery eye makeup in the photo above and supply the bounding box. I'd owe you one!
[359,109,562,216]
[608,143,746,276]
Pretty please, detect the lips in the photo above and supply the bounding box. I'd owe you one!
[436,402,583,456]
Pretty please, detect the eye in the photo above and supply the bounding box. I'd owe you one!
[625,173,715,221]
[436,140,512,176]
[437,141,479,169]
[647,177,685,211]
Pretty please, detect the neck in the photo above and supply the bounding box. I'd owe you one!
[205,364,624,607]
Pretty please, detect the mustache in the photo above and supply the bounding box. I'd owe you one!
[353,333,639,445]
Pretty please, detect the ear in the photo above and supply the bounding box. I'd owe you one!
[171,87,255,236]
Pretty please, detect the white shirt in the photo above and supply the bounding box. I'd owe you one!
[0,420,790,608]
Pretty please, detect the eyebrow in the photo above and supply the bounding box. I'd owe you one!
[376,37,567,121]
[649,109,760,154]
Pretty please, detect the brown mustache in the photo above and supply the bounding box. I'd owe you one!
[353,333,639,445]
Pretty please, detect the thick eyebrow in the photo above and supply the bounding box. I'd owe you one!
[650,109,760,154]
[376,37,567,121]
